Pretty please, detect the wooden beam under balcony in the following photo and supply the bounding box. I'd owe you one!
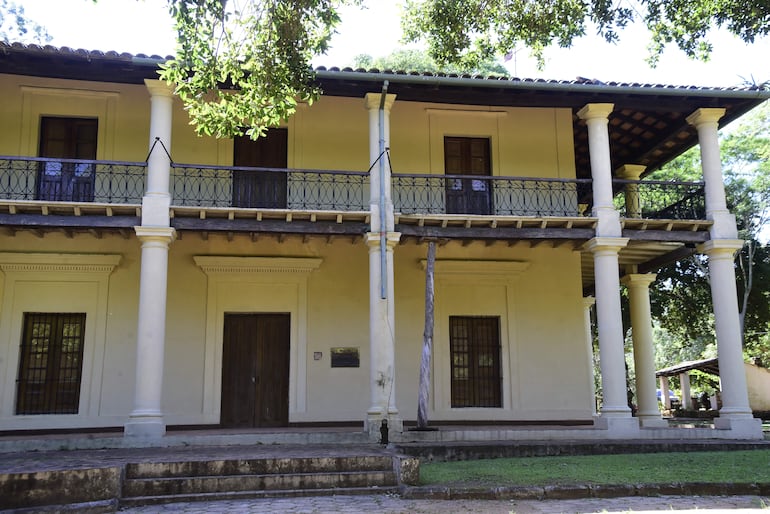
[170,217,368,235]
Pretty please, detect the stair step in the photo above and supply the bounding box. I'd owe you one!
[122,470,398,497]
[119,486,401,508]
[125,456,394,479]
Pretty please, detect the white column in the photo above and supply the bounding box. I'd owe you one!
[698,240,760,436]
[364,92,397,232]
[688,107,760,437]
[686,108,737,239]
[125,79,175,438]
[143,79,174,227]
[585,238,638,436]
[622,273,666,427]
[577,103,621,237]
[680,372,692,410]
[125,227,175,437]
[660,376,671,410]
[364,92,400,441]
[582,296,597,416]
[616,164,646,219]
[365,232,401,438]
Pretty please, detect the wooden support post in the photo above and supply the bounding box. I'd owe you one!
[417,241,436,429]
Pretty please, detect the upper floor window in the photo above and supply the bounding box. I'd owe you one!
[444,136,492,215]
[232,128,288,208]
[37,117,98,202]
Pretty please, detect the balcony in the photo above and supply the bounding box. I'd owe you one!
[393,174,593,217]
[0,156,707,227]
[0,156,145,204]
[170,164,368,211]
[612,179,706,220]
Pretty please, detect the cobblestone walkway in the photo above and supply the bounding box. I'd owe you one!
[120,494,770,513]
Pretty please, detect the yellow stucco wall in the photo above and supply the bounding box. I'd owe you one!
[0,75,593,429]
[745,363,770,411]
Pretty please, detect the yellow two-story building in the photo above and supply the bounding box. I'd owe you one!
[0,42,767,441]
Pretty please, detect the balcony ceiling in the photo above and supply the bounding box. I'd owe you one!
[2,42,768,181]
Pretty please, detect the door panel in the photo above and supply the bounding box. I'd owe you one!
[444,136,492,215]
[233,129,288,208]
[221,313,290,428]
[38,117,97,202]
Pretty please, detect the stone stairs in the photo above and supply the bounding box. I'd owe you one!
[119,455,401,507]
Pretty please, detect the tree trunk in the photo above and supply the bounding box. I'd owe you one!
[417,241,436,429]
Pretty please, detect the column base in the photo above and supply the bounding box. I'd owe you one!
[714,415,763,439]
[594,415,641,438]
[637,416,668,428]
[365,412,403,443]
[124,415,166,439]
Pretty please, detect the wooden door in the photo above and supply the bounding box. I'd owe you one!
[444,136,492,215]
[38,117,98,202]
[221,313,290,427]
[232,128,288,208]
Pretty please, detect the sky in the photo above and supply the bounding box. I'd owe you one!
[17,0,770,88]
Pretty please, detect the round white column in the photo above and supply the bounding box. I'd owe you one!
[686,109,728,216]
[699,240,753,419]
[616,164,646,219]
[125,227,175,438]
[622,273,666,427]
[365,232,402,439]
[577,103,621,237]
[686,108,739,240]
[364,92,397,232]
[585,237,631,419]
[143,79,174,227]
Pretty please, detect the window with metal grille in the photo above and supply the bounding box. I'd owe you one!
[16,313,86,415]
[449,316,502,408]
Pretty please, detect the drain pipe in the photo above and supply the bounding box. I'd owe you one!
[378,81,389,300]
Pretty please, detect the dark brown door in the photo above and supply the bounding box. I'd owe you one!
[444,136,492,214]
[38,117,98,202]
[221,313,290,428]
[232,128,288,208]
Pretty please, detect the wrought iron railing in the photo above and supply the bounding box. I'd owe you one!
[612,179,706,220]
[170,164,369,211]
[0,156,707,222]
[0,156,146,204]
[392,174,593,217]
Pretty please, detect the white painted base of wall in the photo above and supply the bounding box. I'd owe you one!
[124,417,166,439]
[638,416,668,428]
[593,415,641,438]
[713,416,763,439]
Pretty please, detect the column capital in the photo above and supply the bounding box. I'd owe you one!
[144,79,175,98]
[686,108,726,127]
[582,296,596,309]
[615,164,646,180]
[364,93,397,112]
[365,232,401,249]
[577,103,614,121]
[621,273,657,288]
[698,239,744,257]
[134,226,176,243]
[584,237,629,254]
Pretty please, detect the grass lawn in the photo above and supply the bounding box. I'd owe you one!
[420,450,770,487]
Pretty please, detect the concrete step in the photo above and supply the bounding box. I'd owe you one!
[119,486,401,508]
[122,469,398,497]
[120,455,401,507]
[125,455,394,479]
